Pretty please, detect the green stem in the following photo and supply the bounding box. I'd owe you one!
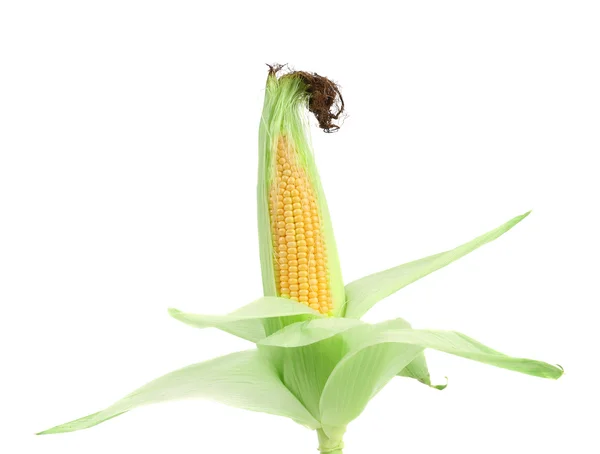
[317,428,344,454]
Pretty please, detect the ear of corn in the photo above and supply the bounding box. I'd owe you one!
[39,67,563,454]
[258,72,344,318]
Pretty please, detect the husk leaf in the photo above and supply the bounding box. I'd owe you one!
[169,296,321,342]
[345,211,531,319]
[38,350,320,434]
[319,325,563,427]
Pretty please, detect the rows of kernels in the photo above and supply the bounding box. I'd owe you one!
[268,136,333,315]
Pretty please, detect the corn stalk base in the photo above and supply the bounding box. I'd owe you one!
[317,429,344,454]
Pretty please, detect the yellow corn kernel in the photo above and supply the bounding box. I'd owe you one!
[270,135,333,314]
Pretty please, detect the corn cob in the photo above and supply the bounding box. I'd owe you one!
[258,67,345,316]
[269,135,332,313]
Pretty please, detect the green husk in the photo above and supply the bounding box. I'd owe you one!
[169,296,321,342]
[344,210,532,319]
[372,318,447,389]
[38,350,320,435]
[257,318,562,429]
[38,67,562,454]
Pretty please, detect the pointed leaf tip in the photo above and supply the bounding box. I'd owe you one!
[514,210,532,223]
[432,377,449,390]
[553,364,565,378]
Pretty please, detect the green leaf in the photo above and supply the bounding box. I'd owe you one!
[319,326,563,428]
[258,317,440,423]
[374,329,563,378]
[259,318,364,347]
[375,319,446,390]
[260,317,444,390]
[259,317,411,350]
[318,330,422,429]
[258,335,349,422]
[38,350,320,435]
[397,352,432,383]
[259,317,437,389]
[169,296,322,342]
[396,352,447,390]
[344,211,531,319]
[257,318,363,421]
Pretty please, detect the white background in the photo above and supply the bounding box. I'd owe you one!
[1,1,598,453]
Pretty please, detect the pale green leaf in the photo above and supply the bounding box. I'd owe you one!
[38,350,320,435]
[258,316,441,423]
[320,340,422,430]
[397,352,432,383]
[374,319,446,389]
[260,317,444,389]
[258,335,348,422]
[319,326,562,427]
[396,352,447,390]
[169,296,321,342]
[258,317,409,349]
[259,318,364,347]
[344,211,531,319]
[257,318,360,421]
[371,329,563,378]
